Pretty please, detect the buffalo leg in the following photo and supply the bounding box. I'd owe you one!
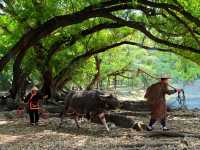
[98,112,109,132]
[74,114,80,128]
[86,112,91,121]
[59,107,69,127]
[59,111,65,127]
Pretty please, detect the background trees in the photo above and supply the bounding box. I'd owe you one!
[0,0,200,100]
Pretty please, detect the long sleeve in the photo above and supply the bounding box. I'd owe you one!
[144,87,150,99]
[162,84,177,95]
[165,89,177,95]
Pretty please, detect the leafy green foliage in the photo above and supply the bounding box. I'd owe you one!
[0,0,200,90]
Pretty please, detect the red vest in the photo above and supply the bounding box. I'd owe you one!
[28,95,39,110]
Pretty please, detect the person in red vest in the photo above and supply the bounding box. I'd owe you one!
[144,75,181,131]
[24,86,43,126]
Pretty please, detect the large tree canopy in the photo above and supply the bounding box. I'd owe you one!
[0,0,200,97]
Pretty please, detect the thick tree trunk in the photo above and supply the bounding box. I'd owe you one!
[86,55,101,90]
[9,50,27,99]
[9,67,21,99]
[18,72,28,99]
[34,44,54,99]
[41,69,53,98]
[9,71,28,104]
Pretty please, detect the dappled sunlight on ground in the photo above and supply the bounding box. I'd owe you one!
[116,89,145,101]
[0,110,199,149]
[0,120,14,125]
[0,134,21,144]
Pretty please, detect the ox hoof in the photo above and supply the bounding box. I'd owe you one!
[133,122,146,131]
[105,128,110,133]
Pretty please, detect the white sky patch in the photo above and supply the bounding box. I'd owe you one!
[0,0,6,14]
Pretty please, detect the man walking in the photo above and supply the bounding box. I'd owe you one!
[144,75,181,131]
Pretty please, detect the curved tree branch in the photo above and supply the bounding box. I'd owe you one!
[0,2,136,72]
[104,13,200,53]
[0,0,199,73]
[137,0,200,27]
[166,9,200,48]
[146,16,187,37]
[53,41,172,89]
[47,22,124,62]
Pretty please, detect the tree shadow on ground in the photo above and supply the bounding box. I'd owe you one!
[0,116,132,139]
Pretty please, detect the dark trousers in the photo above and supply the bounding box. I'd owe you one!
[149,118,166,127]
[29,110,39,124]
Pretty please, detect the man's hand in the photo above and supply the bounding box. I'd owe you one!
[176,89,182,93]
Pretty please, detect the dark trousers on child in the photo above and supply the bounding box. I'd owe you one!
[29,110,39,124]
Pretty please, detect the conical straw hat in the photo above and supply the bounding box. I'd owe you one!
[31,86,38,91]
[160,74,171,79]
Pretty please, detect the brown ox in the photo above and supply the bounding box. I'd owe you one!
[59,90,120,132]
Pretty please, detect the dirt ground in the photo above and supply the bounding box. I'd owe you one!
[0,109,200,150]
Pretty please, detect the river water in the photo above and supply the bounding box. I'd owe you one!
[167,80,200,110]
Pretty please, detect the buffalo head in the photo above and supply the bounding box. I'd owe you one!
[99,94,120,110]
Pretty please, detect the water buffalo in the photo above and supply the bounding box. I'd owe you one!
[59,90,120,132]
